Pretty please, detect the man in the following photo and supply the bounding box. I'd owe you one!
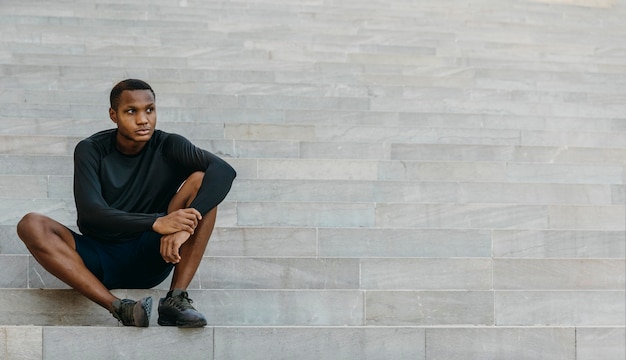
[16,79,236,327]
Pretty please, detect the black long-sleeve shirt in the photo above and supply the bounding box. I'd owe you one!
[73,129,236,242]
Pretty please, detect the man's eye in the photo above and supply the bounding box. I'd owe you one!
[126,109,135,114]
[146,108,153,113]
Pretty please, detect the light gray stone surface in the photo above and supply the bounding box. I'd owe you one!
[576,327,626,360]
[44,327,213,360]
[495,291,626,326]
[0,326,42,360]
[1,0,625,357]
[492,229,626,258]
[214,327,425,360]
[366,291,494,325]
[426,327,575,360]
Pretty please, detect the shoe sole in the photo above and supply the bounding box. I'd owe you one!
[133,297,152,327]
[157,317,207,328]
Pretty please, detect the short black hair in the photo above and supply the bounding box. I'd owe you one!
[109,79,155,111]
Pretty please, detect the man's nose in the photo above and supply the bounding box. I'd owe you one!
[137,112,149,124]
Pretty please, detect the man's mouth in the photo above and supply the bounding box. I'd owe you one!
[136,128,151,136]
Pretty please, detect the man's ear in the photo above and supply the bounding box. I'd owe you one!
[109,107,118,124]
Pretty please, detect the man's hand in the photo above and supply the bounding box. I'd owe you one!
[160,231,191,264]
[152,208,202,235]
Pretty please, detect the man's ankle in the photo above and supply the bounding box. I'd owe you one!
[167,288,186,298]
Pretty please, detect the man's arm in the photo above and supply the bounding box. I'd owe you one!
[73,139,159,236]
[152,208,201,235]
[164,134,237,215]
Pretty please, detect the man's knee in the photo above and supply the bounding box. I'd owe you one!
[17,213,65,248]
[17,212,41,238]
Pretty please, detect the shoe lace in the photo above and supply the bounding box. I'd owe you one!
[112,299,135,325]
[169,291,195,311]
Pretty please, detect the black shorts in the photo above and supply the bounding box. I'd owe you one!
[70,229,174,290]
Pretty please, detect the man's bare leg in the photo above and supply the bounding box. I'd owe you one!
[16,213,117,311]
[163,171,217,290]
[155,171,216,327]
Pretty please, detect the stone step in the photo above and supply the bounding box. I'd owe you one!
[2,325,624,360]
[5,84,624,111]
[2,198,624,230]
[2,174,619,205]
[2,225,624,259]
[1,0,625,357]
[1,153,622,187]
[0,108,616,133]
[0,288,623,327]
[3,254,623,291]
[0,122,624,149]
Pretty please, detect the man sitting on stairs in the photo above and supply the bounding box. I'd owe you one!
[16,79,236,327]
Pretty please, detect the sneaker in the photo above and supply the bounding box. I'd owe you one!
[157,289,207,328]
[111,296,152,327]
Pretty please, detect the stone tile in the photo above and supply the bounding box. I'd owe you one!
[0,289,116,326]
[0,155,72,176]
[506,163,624,184]
[300,141,386,160]
[548,205,625,231]
[158,108,284,124]
[495,291,625,326]
[458,182,612,205]
[0,199,76,226]
[237,202,375,227]
[397,113,544,130]
[494,259,625,290]
[319,228,492,257]
[378,161,507,182]
[0,225,27,254]
[522,130,626,149]
[612,184,625,204]
[157,93,239,109]
[0,118,105,137]
[426,327,575,360]
[198,257,360,289]
[284,109,399,126]
[231,179,376,202]
[376,203,548,229]
[28,258,69,289]
[0,135,71,155]
[0,255,28,288]
[366,291,493,325]
[576,327,626,360]
[224,124,316,141]
[390,144,626,165]
[374,181,459,203]
[221,159,257,179]
[185,139,236,158]
[493,230,626,258]
[214,327,425,360]
[0,326,43,360]
[314,125,440,143]
[361,258,492,290]
[207,227,317,257]
[47,175,72,199]
[201,290,364,326]
[0,175,48,199]
[214,201,237,228]
[157,121,226,141]
[234,140,300,159]
[43,327,213,360]
[257,159,378,180]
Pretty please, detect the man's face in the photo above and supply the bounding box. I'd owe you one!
[109,89,156,153]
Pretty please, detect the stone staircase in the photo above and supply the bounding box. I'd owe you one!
[1,0,625,358]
